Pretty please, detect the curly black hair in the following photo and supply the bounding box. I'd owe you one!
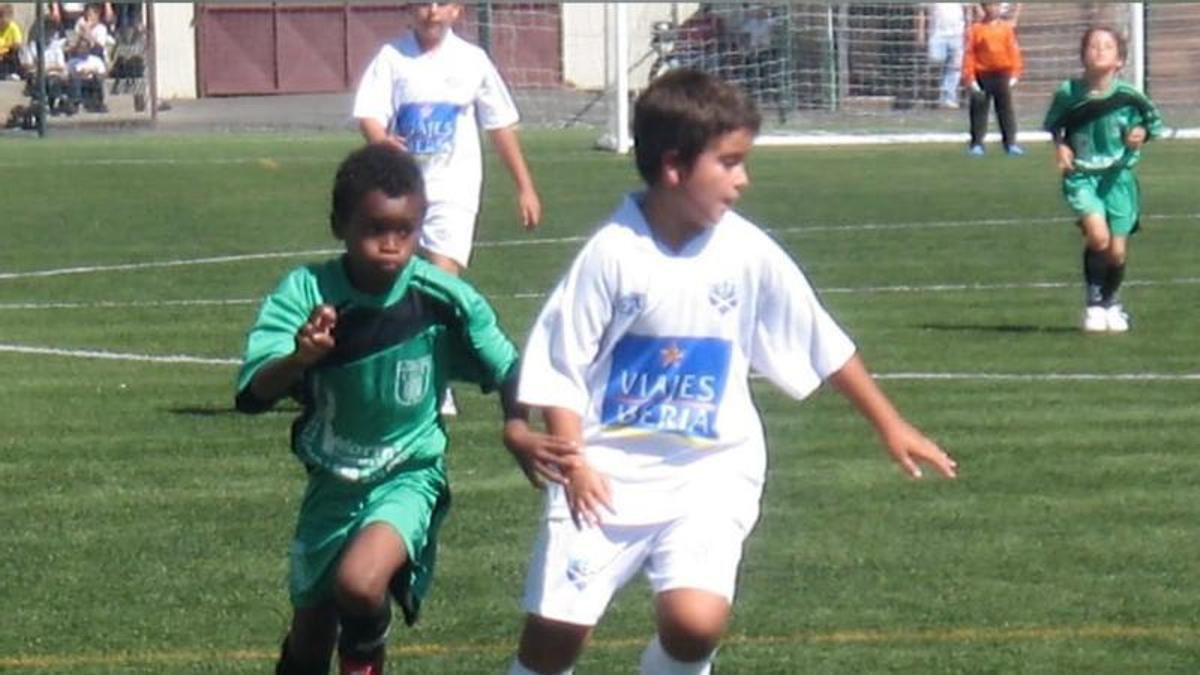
[330,143,426,236]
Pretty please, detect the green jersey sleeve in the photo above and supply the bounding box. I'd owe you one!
[235,266,321,404]
[443,279,520,392]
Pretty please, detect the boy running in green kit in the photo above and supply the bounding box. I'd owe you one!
[236,145,576,675]
[1043,26,1164,333]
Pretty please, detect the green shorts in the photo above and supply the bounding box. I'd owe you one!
[288,456,450,625]
[1062,169,1141,236]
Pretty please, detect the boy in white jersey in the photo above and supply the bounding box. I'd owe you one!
[353,3,540,415]
[505,69,959,675]
[353,2,540,275]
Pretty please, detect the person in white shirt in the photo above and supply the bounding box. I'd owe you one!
[353,2,540,276]
[504,69,958,675]
[354,3,542,417]
[917,3,969,108]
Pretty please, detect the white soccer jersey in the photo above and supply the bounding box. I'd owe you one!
[353,29,520,213]
[520,194,857,526]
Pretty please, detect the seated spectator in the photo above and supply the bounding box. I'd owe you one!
[0,3,22,80]
[17,17,71,115]
[66,3,113,112]
[51,2,112,32]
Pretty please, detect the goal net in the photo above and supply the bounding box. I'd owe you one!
[461,2,1200,151]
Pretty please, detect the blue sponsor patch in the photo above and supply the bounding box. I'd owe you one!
[392,102,462,156]
[601,335,731,440]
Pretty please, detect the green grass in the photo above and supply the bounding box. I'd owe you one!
[1,131,1198,673]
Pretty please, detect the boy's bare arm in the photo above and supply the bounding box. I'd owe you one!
[358,117,407,152]
[501,384,581,489]
[828,354,958,479]
[488,126,541,229]
[248,305,336,404]
[544,406,613,527]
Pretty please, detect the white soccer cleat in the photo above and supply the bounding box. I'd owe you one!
[1106,304,1130,333]
[1082,306,1108,333]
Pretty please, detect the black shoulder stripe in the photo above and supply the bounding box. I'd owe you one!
[1056,91,1155,137]
[319,289,438,367]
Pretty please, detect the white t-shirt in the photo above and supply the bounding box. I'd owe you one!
[519,195,857,527]
[928,3,966,39]
[353,29,519,214]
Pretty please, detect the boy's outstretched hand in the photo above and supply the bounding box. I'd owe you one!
[562,461,614,529]
[882,420,957,479]
[503,419,581,489]
[295,304,337,365]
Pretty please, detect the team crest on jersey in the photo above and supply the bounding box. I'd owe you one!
[601,335,732,440]
[394,356,432,406]
[614,293,646,317]
[708,280,738,315]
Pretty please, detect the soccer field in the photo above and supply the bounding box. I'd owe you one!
[1,131,1197,674]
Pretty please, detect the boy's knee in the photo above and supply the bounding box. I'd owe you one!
[334,572,390,615]
[516,614,591,674]
[658,623,723,662]
[657,611,728,660]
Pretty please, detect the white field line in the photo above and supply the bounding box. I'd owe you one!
[0,343,238,366]
[3,213,1198,282]
[0,298,259,310]
[1,342,1197,381]
[0,249,340,281]
[4,276,1199,312]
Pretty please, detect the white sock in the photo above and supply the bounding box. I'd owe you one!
[639,635,714,675]
[506,660,573,675]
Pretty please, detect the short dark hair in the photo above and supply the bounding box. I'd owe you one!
[330,144,426,235]
[1080,26,1127,63]
[633,69,761,185]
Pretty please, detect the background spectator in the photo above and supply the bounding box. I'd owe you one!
[918,3,969,108]
[0,3,22,80]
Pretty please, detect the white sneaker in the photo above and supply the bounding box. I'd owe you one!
[1082,306,1108,333]
[439,388,458,416]
[1106,304,1130,333]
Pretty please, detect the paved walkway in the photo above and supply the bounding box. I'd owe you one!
[1,80,607,136]
[2,80,358,135]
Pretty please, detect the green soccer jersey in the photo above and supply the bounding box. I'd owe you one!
[236,256,518,482]
[1043,78,1164,174]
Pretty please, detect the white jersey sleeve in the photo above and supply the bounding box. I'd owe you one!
[352,43,398,127]
[519,241,613,415]
[749,238,857,400]
[474,54,520,131]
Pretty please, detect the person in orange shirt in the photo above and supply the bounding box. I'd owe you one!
[962,2,1023,156]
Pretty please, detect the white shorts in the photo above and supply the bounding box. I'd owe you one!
[520,512,750,626]
[419,201,478,269]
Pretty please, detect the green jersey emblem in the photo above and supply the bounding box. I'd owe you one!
[395,355,433,406]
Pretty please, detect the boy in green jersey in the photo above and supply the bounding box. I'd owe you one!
[236,144,577,675]
[1043,26,1164,333]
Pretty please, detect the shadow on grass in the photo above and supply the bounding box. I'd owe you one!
[919,323,1078,335]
